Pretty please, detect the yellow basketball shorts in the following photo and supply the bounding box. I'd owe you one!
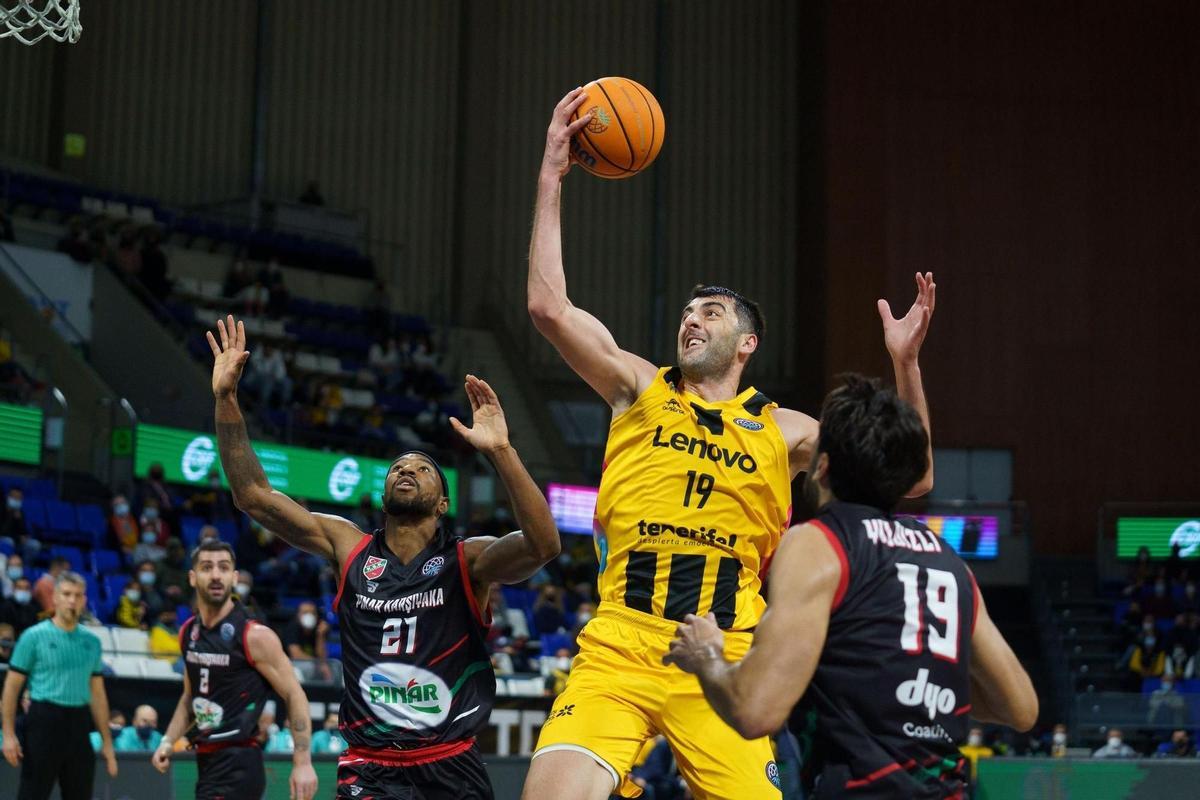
[532,602,781,800]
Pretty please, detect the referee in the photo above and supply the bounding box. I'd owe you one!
[2,571,119,799]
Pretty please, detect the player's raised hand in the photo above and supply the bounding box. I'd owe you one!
[878,272,936,365]
[663,612,726,674]
[449,375,510,455]
[206,314,251,399]
[541,88,594,179]
[290,761,318,800]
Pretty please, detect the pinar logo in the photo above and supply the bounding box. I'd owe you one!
[363,555,388,581]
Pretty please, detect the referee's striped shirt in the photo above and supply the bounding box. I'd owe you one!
[7,619,104,707]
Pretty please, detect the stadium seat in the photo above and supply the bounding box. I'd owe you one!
[142,659,180,679]
[76,504,108,541]
[0,540,12,557]
[21,498,48,533]
[104,573,130,601]
[45,500,78,535]
[111,628,150,656]
[180,515,206,548]
[91,548,122,575]
[24,479,56,499]
[214,519,239,544]
[106,656,144,678]
[48,544,84,573]
[539,632,572,654]
[91,626,116,653]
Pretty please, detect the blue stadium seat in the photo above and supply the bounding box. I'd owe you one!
[214,519,239,545]
[180,515,206,549]
[104,572,131,601]
[539,632,572,655]
[24,479,56,499]
[45,500,78,534]
[76,504,107,541]
[48,544,84,573]
[0,541,11,557]
[326,642,342,660]
[91,548,122,575]
[21,498,48,533]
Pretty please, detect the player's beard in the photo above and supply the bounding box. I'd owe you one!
[200,584,229,608]
[383,488,441,523]
[678,331,739,383]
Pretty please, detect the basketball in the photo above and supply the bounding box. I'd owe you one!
[570,77,665,179]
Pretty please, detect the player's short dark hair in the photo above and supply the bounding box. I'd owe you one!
[818,374,928,511]
[190,539,236,567]
[690,285,765,341]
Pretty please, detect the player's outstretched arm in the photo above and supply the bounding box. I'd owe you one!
[967,593,1038,731]
[452,375,561,587]
[153,671,194,772]
[208,315,363,566]
[879,272,937,497]
[247,624,319,800]
[528,90,658,413]
[664,525,839,739]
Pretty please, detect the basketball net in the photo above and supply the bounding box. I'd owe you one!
[1,0,81,45]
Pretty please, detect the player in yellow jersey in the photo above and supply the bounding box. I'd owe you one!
[521,88,937,800]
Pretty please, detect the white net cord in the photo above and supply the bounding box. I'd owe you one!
[0,0,81,45]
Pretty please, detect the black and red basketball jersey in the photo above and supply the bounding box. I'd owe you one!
[333,529,495,750]
[791,502,978,799]
[181,601,269,745]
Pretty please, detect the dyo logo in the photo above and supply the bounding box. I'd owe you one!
[896,668,956,720]
[329,457,362,502]
[181,436,218,481]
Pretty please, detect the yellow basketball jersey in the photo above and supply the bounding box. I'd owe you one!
[594,367,792,631]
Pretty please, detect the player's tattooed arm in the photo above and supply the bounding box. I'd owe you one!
[247,623,319,800]
[208,314,362,566]
[451,375,561,590]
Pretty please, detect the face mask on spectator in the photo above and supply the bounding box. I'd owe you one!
[1162,679,1174,691]
[576,611,593,625]
[1155,582,1167,596]
[143,507,159,521]
[300,613,317,630]
[1108,736,1122,749]
[1188,584,1196,598]
[114,503,130,516]
[136,725,154,741]
[125,589,141,603]
[237,583,251,597]
[1053,732,1067,746]
[0,638,13,650]
[1143,622,1155,633]
[13,590,31,604]
[6,496,21,511]
[556,657,571,671]
[7,565,22,580]
[142,531,157,544]
[139,570,156,586]
[1145,637,1156,649]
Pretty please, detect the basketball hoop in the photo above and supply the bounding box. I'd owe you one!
[1,0,81,45]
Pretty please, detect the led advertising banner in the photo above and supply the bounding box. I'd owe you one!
[1117,517,1200,558]
[135,423,457,514]
[547,482,598,535]
[908,514,999,560]
[0,402,42,465]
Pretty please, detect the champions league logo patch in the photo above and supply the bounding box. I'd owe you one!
[766,760,781,789]
[421,556,445,577]
[220,622,235,642]
[363,555,388,581]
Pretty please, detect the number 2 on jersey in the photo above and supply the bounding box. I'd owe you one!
[199,666,209,694]
[896,563,959,661]
[380,616,418,655]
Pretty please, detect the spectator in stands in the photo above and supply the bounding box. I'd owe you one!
[131,520,167,565]
[114,705,162,752]
[1093,728,1137,758]
[364,278,391,335]
[113,231,142,279]
[265,719,295,754]
[261,260,289,317]
[0,623,14,665]
[148,608,181,662]
[570,601,595,641]
[413,398,447,446]
[140,463,177,530]
[234,570,264,620]
[1154,730,1194,758]
[89,710,126,752]
[138,496,171,543]
[115,578,148,629]
[351,495,378,534]
[299,180,325,206]
[183,469,234,522]
[1119,601,1145,644]
[1050,724,1069,758]
[57,220,94,263]
[532,584,566,635]
[223,259,255,299]
[32,556,68,612]
[1148,673,1188,728]
[244,344,292,409]
[1128,628,1167,686]
[156,538,190,604]
[135,559,165,615]
[368,337,401,386]
[314,382,343,427]
[1180,581,1200,614]
[544,647,573,696]
[631,735,685,800]
[108,494,139,556]
[311,711,346,755]
[256,700,278,747]
[959,727,994,781]
[1,553,23,598]
[0,488,38,560]
[139,228,170,302]
[283,601,328,664]
[0,577,38,634]
[1145,574,1177,619]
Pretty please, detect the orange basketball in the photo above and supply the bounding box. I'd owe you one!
[571,77,665,179]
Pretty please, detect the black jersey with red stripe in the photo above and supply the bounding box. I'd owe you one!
[333,529,495,751]
[791,502,977,799]
[181,601,269,745]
